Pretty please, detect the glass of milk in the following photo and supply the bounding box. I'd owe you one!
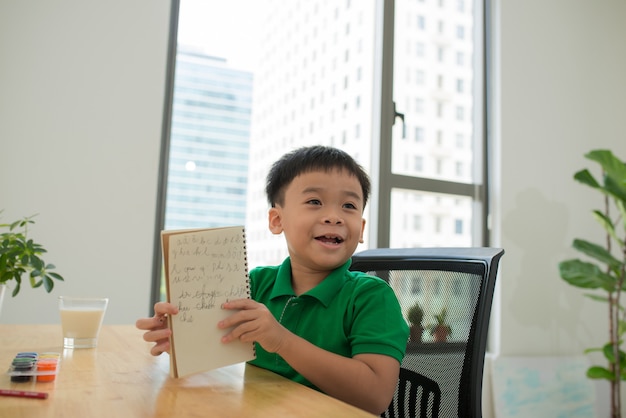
[58,296,109,349]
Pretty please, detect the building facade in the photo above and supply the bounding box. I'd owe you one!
[165,47,253,230]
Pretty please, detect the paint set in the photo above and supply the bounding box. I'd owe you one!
[7,352,61,383]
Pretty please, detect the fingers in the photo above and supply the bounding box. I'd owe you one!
[135,302,178,331]
[221,298,257,310]
[149,339,171,356]
[218,299,259,329]
[135,302,178,357]
[220,317,258,343]
[144,329,170,356]
[142,327,172,343]
[141,327,173,356]
[135,316,162,331]
[154,302,179,316]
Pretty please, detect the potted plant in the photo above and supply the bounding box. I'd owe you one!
[407,302,424,342]
[429,307,452,342]
[558,149,626,418]
[0,213,64,300]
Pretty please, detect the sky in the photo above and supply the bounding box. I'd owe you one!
[176,0,263,71]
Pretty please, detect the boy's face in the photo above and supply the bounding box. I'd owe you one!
[268,168,366,274]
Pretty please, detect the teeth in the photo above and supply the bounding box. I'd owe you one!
[317,235,343,243]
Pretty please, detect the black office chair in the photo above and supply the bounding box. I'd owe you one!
[383,367,442,418]
[350,247,504,418]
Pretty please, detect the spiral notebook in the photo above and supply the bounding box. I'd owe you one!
[161,226,256,378]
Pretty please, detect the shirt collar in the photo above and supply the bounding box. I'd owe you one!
[269,257,352,307]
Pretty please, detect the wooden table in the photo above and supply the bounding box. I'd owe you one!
[0,325,375,418]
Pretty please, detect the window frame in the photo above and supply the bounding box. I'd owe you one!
[371,0,490,249]
[150,0,492,310]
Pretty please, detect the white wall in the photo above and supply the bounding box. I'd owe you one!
[492,0,626,415]
[497,0,626,359]
[0,0,172,324]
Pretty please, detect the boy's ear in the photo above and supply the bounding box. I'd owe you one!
[359,218,366,243]
[268,207,283,235]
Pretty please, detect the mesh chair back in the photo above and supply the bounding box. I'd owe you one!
[383,367,441,418]
[350,247,504,418]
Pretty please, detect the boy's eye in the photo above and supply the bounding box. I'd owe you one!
[307,199,322,205]
[343,203,357,210]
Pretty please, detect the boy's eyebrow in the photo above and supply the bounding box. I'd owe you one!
[301,186,363,202]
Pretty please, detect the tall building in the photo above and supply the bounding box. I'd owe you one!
[165,46,253,230]
[390,0,475,249]
[244,0,476,267]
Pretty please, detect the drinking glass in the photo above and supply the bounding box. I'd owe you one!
[58,296,109,349]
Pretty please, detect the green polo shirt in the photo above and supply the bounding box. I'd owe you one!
[248,257,409,391]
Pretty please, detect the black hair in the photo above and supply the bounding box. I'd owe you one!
[265,145,371,209]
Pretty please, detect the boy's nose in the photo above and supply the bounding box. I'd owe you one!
[323,213,343,224]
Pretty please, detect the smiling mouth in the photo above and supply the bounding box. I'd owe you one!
[315,235,344,244]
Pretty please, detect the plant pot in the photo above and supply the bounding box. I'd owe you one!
[433,325,449,342]
[0,283,6,319]
[409,325,423,342]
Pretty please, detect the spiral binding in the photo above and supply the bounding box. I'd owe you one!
[241,227,256,359]
[242,227,251,299]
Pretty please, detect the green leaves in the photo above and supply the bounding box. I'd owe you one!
[587,366,616,380]
[0,213,64,297]
[586,343,626,381]
[561,149,626,392]
[576,150,626,229]
[586,150,626,197]
[559,259,616,291]
[574,239,622,270]
[592,210,623,247]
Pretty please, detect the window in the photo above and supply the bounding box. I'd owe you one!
[456,161,463,176]
[417,15,425,30]
[456,133,464,148]
[415,42,425,57]
[416,70,425,85]
[413,215,422,231]
[414,156,424,172]
[415,127,424,142]
[456,106,464,121]
[154,0,489,301]
[455,219,464,234]
[415,98,424,113]
[456,25,465,39]
[411,276,423,294]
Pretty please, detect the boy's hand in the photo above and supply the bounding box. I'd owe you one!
[135,302,179,356]
[219,299,289,353]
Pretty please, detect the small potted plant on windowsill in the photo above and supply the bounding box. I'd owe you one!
[429,307,452,343]
[407,302,424,343]
[0,213,65,307]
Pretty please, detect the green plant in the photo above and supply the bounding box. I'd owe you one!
[0,213,64,297]
[428,307,452,337]
[407,302,424,326]
[558,149,626,418]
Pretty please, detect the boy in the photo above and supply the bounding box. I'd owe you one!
[136,145,409,414]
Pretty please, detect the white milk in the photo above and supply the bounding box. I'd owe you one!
[60,308,105,339]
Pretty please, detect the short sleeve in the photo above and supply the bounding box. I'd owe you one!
[347,274,409,363]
